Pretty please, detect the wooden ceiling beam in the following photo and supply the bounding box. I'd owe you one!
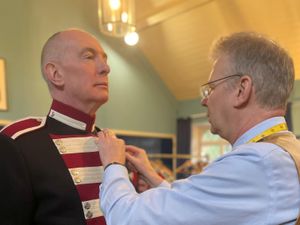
[136,0,214,31]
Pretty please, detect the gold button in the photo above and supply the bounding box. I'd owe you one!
[75,177,81,184]
[84,202,91,209]
[59,146,67,153]
[86,211,93,219]
[71,170,79,176]
[54,139,62,145]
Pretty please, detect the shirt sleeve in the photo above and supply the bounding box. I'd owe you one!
[99,144,299,225]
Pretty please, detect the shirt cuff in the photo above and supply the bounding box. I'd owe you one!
[103,164,128,180]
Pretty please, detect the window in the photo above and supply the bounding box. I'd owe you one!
[191,123,231,164]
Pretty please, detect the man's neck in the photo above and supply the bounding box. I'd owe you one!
[228,107,286,144]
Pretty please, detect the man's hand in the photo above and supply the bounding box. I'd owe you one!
[97,129,125,168]
[126,145,163,188]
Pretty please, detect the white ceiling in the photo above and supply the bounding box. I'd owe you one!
[135,0,300,100]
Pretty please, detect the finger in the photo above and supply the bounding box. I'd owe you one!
[125,147,135,156]
[95,131,104,145]
[125,160,137,173]
[103,129,117,138]
[102,129,110,137]
[126,152,140,166]
[96,131,105,138]
[126,145,144,154]
[107,129,116,137]
[125,152,136,161]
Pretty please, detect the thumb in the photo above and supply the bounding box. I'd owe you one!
[126,152,138,163]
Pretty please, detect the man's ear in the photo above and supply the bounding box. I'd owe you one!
[44,62,64,87]
[233,75,253,107]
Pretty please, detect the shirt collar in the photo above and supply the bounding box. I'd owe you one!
[232,116,287,148]
[48,100,96,132]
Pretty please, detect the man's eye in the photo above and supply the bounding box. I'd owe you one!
[83,53,94,59]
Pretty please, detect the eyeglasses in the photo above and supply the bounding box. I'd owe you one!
[200,73,243,99]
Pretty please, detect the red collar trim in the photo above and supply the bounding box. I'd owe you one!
[48,100,96,132]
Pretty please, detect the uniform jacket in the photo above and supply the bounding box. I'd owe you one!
[0,100,106,225]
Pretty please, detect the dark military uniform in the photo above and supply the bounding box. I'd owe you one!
[0,100,106,225]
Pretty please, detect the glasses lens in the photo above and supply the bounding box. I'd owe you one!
[200,74,242,99]
[200,85,210,99]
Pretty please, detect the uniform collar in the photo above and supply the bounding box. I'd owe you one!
[48,100,96,132]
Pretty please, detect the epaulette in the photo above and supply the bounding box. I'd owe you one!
[0,117,46,139]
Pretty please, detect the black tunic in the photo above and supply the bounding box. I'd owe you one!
[0,100,106,225]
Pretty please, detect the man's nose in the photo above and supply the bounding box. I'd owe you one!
[201,97,208,106]
[98,60,110,76]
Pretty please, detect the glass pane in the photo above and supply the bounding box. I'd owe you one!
[223,144,232,154]
[202,130,221,142]
[201,145,221,162]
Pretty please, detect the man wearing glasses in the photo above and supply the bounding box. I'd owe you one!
[97,32,300,225]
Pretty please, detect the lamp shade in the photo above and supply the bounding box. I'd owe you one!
[98,0,136,37]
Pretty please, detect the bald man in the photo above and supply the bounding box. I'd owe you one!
[0,29,110,225]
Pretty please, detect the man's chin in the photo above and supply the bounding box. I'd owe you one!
[209,126,217,135]
[98,96,109,105]
[93,95,109,107]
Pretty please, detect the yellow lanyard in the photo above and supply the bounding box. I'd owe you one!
[247,123,288,143]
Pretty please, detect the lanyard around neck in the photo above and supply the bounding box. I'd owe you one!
[247,123,288,143]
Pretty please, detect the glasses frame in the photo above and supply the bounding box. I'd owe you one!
[200,73,243,99]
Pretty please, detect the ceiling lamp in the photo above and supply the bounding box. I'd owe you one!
[124,31,139,46]
[98,0,138,44]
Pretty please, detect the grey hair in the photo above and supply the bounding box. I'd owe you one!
[210,32,294,109]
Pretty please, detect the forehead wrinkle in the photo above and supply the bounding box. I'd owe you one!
[79,47,107,59]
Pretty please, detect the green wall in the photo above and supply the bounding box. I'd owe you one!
[1,0,300,136]
[177,98,204,119]
[0,0,177,134]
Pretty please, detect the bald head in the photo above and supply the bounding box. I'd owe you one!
[40,29,99,80]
